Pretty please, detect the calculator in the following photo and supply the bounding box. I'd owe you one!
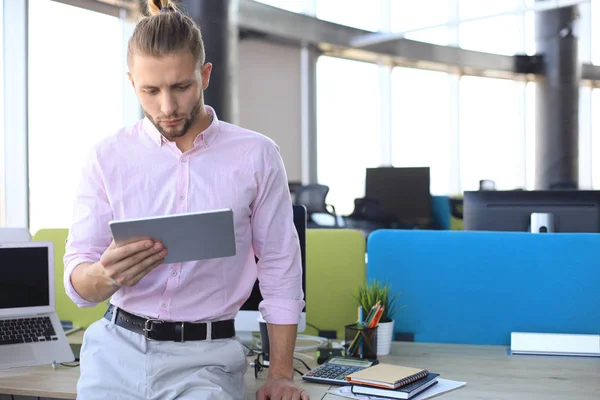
[301,357,377,385]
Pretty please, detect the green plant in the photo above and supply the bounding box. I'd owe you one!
[353,279,402,323]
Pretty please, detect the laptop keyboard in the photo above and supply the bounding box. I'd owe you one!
[0,316,57,346]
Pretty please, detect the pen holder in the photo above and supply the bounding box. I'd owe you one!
[344,324,377,360]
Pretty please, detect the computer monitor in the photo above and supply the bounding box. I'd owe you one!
[235,205,307,338]
[464,190,600,233]
[365,167,431,225]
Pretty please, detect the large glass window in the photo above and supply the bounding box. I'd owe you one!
[0,0,4,225]
[579,87,593,188]
[316,0,383,32]
[592,89,600,188]
[391,0,449,45]
[458,0,519,20]
[592,0,600,65]
[316,56,381,215]
[391,67,451,195]
[28,1,131,234]
[459,76,525,191]
[525,82,536,190]
[459,15,522,55]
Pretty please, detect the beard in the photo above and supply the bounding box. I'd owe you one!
[145,100,202,140]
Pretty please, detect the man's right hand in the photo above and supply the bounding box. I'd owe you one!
[96,240,167,288]
[70,239,167,303]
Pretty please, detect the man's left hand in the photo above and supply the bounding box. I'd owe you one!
[256,377,310,400]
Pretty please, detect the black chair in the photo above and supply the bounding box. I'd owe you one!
[294,184,339,227]
[343,197,391,238]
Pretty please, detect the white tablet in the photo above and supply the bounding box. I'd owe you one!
[109,209,236,264]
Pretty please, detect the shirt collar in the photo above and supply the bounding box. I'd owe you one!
[142,105,220,148]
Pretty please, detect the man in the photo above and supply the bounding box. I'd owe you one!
[64,1,308,399]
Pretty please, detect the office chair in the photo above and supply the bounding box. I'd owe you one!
[343,197,390,238]
[449,197,463,219]
[294,184,339,227]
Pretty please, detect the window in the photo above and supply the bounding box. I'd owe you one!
[316,0,383,32]
[391,67,451,195]
[0,0,4,225]
[592,0,600,64]
[316,56,381,215]
[459,15,522,55]
[458,0,519,20]
[525,10,535,55]
[391,0,448,32]
[525,82,536,190]
[591,89,600,188]
[579,87,593,188]
[28,1,133,234]
[459,76,525,191]
[391,0,449,45]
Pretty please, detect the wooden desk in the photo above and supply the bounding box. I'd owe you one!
[2,339,599,400]
[326,342,600,400]
[0,331,330,400]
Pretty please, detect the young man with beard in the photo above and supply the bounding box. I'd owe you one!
[64,1,307,399]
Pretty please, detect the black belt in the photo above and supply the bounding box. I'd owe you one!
[104,304,236,342]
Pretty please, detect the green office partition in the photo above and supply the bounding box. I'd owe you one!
[33,229,106,328]
[305,229,366,339]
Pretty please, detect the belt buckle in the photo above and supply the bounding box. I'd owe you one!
[143,318,163,340]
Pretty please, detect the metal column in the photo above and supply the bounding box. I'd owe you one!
[182,0,239,125]
[535,4,580,189]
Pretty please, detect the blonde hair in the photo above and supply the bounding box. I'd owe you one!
[127,0,205,68]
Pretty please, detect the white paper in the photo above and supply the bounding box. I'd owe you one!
[328,378,467,400]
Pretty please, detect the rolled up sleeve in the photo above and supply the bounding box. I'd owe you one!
[251,142,305,325]
[63,147,113,307]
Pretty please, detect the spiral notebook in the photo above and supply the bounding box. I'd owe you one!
[345,363,429,389]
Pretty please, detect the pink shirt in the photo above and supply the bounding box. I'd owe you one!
[64,106,304,324]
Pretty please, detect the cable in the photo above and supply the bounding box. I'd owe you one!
[293,356,311,372]
[293,352,315,362]
[293,334,329,352]
[60,362,80,367]
[241,342,259,357]
[305,322,321,332]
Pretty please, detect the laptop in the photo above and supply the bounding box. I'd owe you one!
[0,242,75,369]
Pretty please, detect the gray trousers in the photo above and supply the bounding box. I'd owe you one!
[77,317,248,399]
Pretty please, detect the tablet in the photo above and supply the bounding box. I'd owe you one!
[109,209,236,264]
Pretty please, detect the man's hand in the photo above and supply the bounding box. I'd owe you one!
[256,377,309,400]
[96,239,167,287]
[70,239,167,303]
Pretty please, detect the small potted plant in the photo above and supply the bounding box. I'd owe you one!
[354,279,401,356]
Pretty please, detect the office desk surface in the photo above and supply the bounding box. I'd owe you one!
[0,330,329,400]
[2,339,600,400]
[326,342,600,400]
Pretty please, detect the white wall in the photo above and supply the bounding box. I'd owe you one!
[238,38,303,182]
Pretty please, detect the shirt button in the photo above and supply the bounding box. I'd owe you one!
[160,301,167,308]
[181,158,187,163]
[180,195,186,200]
[171,270,177,277]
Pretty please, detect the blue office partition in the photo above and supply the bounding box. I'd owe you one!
[367,230,600,345]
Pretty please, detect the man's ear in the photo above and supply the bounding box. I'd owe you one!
[201,63,212,91]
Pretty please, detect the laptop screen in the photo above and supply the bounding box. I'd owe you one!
[0,247,50,310]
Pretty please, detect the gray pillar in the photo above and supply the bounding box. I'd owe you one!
[182,0,239,125]
[300,45,319,184]
[535,4,580,190]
